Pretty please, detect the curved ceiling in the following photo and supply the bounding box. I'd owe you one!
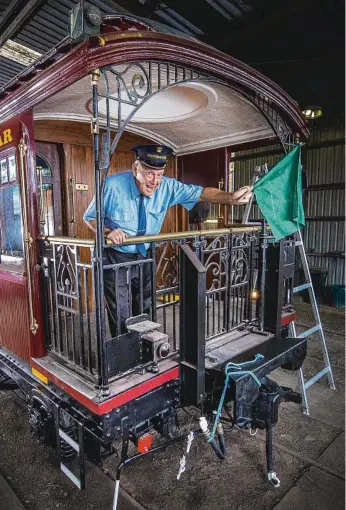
[34,70,274,155]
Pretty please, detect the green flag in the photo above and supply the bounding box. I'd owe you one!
[253,145,305,241]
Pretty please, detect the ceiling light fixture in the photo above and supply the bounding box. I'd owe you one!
[0,40,42,67]
[302,106,323,120]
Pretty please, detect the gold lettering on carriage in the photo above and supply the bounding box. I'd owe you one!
[0,128,13,147]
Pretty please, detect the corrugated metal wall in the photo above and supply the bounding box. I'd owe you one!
[232,116,345,285]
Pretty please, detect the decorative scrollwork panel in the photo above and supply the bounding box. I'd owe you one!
[55,244,77,297]
[41,241,97,381]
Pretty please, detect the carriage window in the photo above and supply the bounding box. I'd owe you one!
[0,176,24,270]
[37,154,55,236]
[0,158,8,183]
[8,155,16,181]
[0,152,24,270]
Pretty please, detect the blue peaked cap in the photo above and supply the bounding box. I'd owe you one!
[131,144,173,169]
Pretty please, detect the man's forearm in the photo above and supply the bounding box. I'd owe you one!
[84,219,112,236]
[199,187,234,205]
[199,186,252,206]
[85,218,127,245]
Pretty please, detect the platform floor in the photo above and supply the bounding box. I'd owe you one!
[0,298,344,510]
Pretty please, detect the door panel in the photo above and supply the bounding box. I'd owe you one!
[0,113,45,362]
[0,271,31,360]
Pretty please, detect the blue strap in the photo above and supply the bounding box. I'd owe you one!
[208,353,264,442]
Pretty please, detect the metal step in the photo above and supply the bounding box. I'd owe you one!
[141,330,169,342]
[303,366,331,391]
[297,324,322,338]
[126,320,162,335]
[54,405,85,490]
[293,282,312,293]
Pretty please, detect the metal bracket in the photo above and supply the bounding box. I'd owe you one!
[91,117,99,134]
[30,319,39,335]
[75,183,89,191]
[91,68,100,85]
[26,232,34,246]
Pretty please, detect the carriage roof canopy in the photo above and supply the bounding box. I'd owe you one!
[0,20,308,150]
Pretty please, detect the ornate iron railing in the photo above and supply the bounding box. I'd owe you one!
[40,238,98,382]
[39,227,259,383]
[153,229,257,343]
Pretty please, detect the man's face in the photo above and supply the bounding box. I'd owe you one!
[132,161,165,197]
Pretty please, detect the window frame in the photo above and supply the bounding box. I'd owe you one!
[0,146,25,271]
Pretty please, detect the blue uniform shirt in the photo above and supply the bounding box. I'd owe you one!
[83,171,203,253]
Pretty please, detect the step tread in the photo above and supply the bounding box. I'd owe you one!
[142,330,169,341]
[126,320,161,334]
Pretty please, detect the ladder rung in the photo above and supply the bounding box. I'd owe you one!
[293,283,312,293]
[295,240,303,246]
[297,324,322,338]
[61,463,82,489]
[304,367,331,390]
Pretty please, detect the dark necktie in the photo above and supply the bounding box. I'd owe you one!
[137,194,147,257]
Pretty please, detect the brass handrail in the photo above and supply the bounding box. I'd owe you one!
[108,226,261,245]
[40,236,95,247]
[19,139,39,335]
[40,225,261,248]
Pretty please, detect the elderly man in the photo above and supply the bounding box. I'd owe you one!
[84,144,252,337]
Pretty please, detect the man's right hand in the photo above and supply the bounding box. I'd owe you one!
[107,228,127,245]
[231,186,253,205]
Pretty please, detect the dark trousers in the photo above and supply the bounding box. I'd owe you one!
[103,249,152,338]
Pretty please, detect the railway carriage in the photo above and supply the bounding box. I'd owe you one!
[0,7,308,503]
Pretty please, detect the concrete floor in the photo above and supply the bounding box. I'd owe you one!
[0,298,344,510]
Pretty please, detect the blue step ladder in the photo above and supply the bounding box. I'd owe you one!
[289,229,335,415]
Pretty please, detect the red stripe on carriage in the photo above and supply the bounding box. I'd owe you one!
[30,359,179,416]
[98,367,180,414]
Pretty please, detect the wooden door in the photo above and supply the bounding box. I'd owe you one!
[63,145,143,240]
